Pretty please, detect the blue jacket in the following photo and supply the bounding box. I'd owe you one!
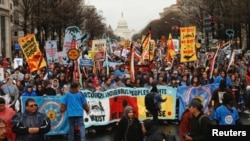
[22,85,37,96]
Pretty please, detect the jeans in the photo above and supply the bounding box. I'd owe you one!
[68,116,86,141]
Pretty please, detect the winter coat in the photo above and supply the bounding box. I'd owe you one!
[11,111,51,141]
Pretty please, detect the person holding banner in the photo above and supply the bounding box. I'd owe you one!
[11,98,51,141]
[60,82,90,141]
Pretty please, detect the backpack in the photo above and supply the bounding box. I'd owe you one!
[156,131,177,141]
[198,114,217,126]
[145,92,157,111]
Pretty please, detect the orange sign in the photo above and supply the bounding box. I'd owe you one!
[67,49,80,60]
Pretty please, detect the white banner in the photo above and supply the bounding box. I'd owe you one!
[45,40,59,64]
[61,26,82,64]
[13,58,23,69]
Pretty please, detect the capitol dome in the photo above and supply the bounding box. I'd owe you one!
[117,15,128,28]
[114,13,133,40]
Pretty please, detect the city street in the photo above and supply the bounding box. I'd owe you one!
[47,112,250,141]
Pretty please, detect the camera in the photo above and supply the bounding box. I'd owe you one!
[182,132,190,138]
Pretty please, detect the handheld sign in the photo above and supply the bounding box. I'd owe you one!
[67,49,80,60]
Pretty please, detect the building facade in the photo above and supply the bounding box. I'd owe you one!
[114,13,134,40]
[0,0,11,59]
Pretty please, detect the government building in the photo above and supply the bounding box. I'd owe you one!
[114,13,136,40]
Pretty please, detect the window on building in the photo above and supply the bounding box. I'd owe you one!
[10,3,12,10]
[1,16,6,57]
[0,0,4,5]
[10,15,13,22]
[14,31,18,36]
[14,10,19,25]
[13,0,18,6]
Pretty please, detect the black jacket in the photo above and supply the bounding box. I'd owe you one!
[41,87,56,96]
[144,126,165,141]
[11,111,51,141]
[114,117,144,141]
[189,113,210,141]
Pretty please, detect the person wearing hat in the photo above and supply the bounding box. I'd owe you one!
[147,84,167,125]
[114,106,143,141]
[183,98,210,141]
[212,92,241,125]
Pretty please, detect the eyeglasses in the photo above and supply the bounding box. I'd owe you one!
[28,104,37,108]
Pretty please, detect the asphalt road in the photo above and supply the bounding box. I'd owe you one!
[46,112,250,141]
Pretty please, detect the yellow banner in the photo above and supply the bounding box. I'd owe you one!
[143,40,155,61]
[138,95,176,119]
[140,34,151,63]
[88,51,96,59]
[119,40,130,50]
[180,26,197,62]
[18,34,46,72]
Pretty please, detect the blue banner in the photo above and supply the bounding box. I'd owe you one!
[177,84,219,120]
[21,96,68,136]
[14,43,21,50]
[80,59,93,66]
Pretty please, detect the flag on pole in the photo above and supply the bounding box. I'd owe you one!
[166,33,175,62]
[227,48,235,72]
[209,45,219,79]
[140,28,151,64]
[105,47,109,76]
[130,42,135,83]
[72,37,80,83]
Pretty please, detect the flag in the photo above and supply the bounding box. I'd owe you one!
[227,48,235,72]
[166,33,175,62]
[72,38,80,83]
[140,29,151,64]
[130,42,135,83]
[209,45,219,79]
[105,47,109,76]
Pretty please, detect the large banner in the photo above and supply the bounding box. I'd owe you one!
[180,26,197,62]
[21,96,68,136]
[20,84,218,135]
[177,84,219,120]
[18,34,46,72]
[20,86,177,135]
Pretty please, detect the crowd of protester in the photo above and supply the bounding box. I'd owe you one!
[0,44,250,140]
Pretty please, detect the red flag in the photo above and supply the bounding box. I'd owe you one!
[166,33,175,62]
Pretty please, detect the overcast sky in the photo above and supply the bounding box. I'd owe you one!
[87,0,176,31]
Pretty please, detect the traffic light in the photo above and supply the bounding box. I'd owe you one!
[203,15,215,31]
[210,16,215,32]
